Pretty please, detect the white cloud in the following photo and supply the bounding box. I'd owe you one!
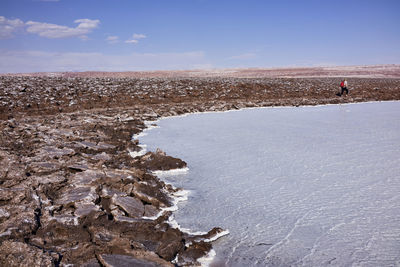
[0,16,24,39]
[106,35,119,44]
[125,33,147,44]
[0,50,209,73]
[228,53,257,60]
[26,18,100,39]
[125,39,138,44]
[132,33,146,39]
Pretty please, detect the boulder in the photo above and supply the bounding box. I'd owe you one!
[56,186,97,205]
[156,228,184,261]
[138,151,187,171]
[111,195,144,218]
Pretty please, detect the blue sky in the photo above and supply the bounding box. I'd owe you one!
[1,0,399,73]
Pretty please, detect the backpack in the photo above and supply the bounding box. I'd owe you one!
[340,81,344,87]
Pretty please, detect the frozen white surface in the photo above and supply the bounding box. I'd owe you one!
[197,249,217,267]
[151,167,189,177]
[128,149,146,158]
[140,102,400,267]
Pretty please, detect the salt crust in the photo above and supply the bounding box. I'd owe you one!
[151,167,189,177]
[128,149,146,158]
[138,100,400,266]
[142,100,400,128]
[203,229,230,243]
[197,249,217,267]
[132,103,368,265]
[132,124,159,141]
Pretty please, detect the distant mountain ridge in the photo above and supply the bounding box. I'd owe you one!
[4,64,400,78]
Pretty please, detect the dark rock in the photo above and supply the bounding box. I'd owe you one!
[42,146,74,157]
[156,228,184,261]
[75,203,99,217]
[99,254,163,267]
[197,227,226,241]
[92,152,111,161]
[111,195,144,218]
[28,161,61,174]
[178,241,212,265]
[68,163,89,171]
[138,151,187,171]
[144,204,159,218]
[56,186,96,205]
[72,169,104,184]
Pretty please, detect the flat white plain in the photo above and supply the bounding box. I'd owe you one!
[140,102,400,267]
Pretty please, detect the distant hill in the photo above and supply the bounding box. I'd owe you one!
[4,64,400,79]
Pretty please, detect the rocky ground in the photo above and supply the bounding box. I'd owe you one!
[1,74,400,266]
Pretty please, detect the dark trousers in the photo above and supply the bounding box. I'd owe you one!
[340,87,348,95]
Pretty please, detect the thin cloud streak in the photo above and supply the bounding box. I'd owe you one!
[132,33,146,39]
[0,16,24,39]
[106,35,119,44]
[125,33,147,44]
[26,18,100,39]
[125,39,138,44]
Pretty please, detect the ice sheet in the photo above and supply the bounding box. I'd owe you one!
[140,101,400,266]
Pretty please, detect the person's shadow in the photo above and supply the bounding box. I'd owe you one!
[336,92,341,96]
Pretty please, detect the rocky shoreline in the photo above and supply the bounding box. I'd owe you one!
[1,75,399,266]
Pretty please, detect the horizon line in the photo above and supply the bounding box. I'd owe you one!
[2,63,400,75]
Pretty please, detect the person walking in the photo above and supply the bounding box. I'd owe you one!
[339,78,348,96]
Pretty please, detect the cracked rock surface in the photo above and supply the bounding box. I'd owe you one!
[1,74,399,266]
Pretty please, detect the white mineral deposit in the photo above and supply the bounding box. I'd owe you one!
[141,101,400,266]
